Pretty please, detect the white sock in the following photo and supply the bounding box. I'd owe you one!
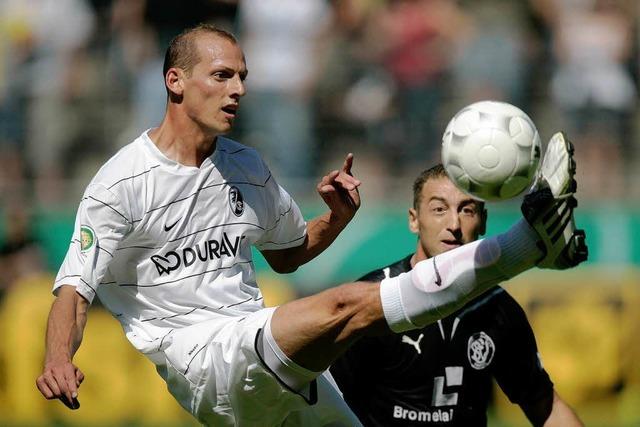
[380,219,541,332]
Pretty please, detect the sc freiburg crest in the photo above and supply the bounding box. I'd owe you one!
[228,186,244,217]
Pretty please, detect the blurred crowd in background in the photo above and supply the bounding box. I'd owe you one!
[0,0,638,292]
[0,2,639,425]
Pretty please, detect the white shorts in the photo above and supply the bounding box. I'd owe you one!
[154,307,361,426]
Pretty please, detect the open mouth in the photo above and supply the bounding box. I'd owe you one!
[222,105,238,116]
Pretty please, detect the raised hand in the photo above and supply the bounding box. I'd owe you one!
[317,153,361,224]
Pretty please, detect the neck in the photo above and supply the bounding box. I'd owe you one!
[148,113,218,167]
[411,245,429,268]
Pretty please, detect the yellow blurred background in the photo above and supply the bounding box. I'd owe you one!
[1,267,639,426]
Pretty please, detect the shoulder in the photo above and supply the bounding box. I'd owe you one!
[459,287,531,330]
[490,288,528,320]
[216,136,255,156]
[357,255,413,282]
[215,137,271,184]
[80,135,155,223]
[89,136,155,191]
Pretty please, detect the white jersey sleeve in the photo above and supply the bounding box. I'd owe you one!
[254,173,306,251]
[54,183,132,303]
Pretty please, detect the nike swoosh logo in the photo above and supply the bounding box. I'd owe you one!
[433,256,442,287]
[164,219,179,232]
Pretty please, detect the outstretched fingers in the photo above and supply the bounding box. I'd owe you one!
[315,153,362,223]
[342,153,354,175]
[339,153,361,189]
[317,170,341,194]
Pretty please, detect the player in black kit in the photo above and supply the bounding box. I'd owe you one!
[330,165,583,427]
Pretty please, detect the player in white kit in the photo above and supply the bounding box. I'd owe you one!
[36,24,587,426]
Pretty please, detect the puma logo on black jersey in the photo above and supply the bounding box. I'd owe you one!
[402,333,424,354]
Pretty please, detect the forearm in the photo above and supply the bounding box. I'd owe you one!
[300,211,349,261]
[260,210,351,273]
[37,285,88,408]
[45,286,88,364]
[264,153,360,273]
[274,211,350,272]
[543,392,583,427]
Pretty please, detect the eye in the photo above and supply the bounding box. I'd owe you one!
[212,71,231,79]
[432,206,446,214]
[462,207,476,216]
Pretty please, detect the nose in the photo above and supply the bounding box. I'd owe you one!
[446,212,462,235]
[231,74,246,98]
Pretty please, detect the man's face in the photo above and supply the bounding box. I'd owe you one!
[409,176,486,260]
[179,34,247,134]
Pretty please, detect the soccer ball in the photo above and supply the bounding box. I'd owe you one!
[441,100,541,201]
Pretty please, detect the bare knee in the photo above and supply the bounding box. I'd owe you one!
[324,281,385,341]
[270,281,386,371]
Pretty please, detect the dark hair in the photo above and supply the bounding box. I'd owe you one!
[412,164,485,211]
[412,164,448,209]
[162,23,238,79]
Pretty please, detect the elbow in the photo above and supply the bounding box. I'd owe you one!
[271,263,299,274]
[262,246,307,274]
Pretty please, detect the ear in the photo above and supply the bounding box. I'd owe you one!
[165,68,184,97]
[408,208,419,234]
[478,207,487,236]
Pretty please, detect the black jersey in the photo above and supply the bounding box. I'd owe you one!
[331,255,554,427]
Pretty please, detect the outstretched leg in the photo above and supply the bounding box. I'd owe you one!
[268,132,587,383]
[269,218,539,375]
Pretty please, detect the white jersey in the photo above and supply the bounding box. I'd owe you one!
[54,130,306,358]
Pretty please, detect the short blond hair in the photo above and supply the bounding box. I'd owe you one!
[162,23,238,78]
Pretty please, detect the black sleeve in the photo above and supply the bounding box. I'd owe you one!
[357,255,413,282]
[492,294,554,427]
[357,268,387,282]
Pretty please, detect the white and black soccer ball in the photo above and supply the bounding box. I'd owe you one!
[441,100,541,201]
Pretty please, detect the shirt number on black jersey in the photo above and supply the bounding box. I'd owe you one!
[432,366,463,407]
